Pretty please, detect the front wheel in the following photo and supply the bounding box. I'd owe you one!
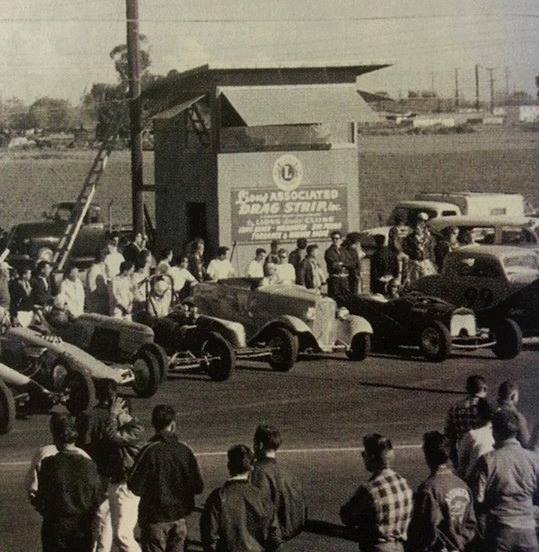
[345,332,371,361]
[419,321,452,362]
[267,327,298,372]
[62,369,95,415]
[201,332,235,382]
[132,351,161,398]
[0,378,15,435]
[491,318,522,360]
[140,342,169,383]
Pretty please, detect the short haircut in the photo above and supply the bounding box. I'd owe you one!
[330,230,342,239]
[442,226,459,240]
[475,398,493,426]
[119,260,133,274]
[95,379,118,406]
[466,375,487,395]
[498,381,517,402]
[227,444,253,476]
[346,232,361,245]
[363,433,393,465]
[297,238,308,249]
[152,404,176,431]
[306,244,318,255]
[254,424,282,451]
[63,264,77,278]
[277,248,288,257]
[50,412,78,445]
[374,234,386,246]
[255,248,266,257]
[218,246,229,256]
[492,409,519,441]
[160,248,173,260]
[423,431,450,466]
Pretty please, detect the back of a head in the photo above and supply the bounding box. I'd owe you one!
[95,378,118,407]
[297,238,308,250]
[492,409,519,442]
[227,444,254,476]
[474,398,493,428]
[497,380,517,403]
[423,431,450,467]
[363,433,394,467]
[152,404,176,432]
[50,412,78,448]
[255,247,266,257]
[217,246,229,257]
[373,234,386,247]
[466,374,486,396]
[254,424,282,452]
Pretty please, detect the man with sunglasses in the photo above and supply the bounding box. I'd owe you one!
[324,231,350,300]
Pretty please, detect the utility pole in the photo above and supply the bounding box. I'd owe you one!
[454,68,460,109]
[126,0,145,235]
[504,66,510,103]
[475,64,480,112]
[486,67,495,114]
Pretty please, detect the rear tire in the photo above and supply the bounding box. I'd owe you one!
[132,351,160,398]
[419,321,452,362]
[201,332,235,382]
[140,342,169,382]
[0,379,15,435]
[63,370,95,416]
[491,318,522,360]
[345,332,371,361]
[267,327,298,372]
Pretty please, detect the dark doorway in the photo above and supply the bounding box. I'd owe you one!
[186,202,207,243]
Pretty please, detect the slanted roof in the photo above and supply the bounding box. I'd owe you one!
[219,84,379,126]
[151,94,206,120]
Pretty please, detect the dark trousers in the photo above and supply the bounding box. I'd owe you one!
[42,517,93,552]
[485,524,538,552]
[328,275,350,301]
[140,519,187,552]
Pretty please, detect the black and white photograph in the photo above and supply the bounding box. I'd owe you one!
[0,1,538,551]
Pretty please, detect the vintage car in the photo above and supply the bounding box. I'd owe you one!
[0,327,100,428]
[344,292,505,361]
[413,245,539,352]
[191,279,374,369]
[37,313,165,398]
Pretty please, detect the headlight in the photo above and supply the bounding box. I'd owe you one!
[305,306,316,320]
[336,307,350,320]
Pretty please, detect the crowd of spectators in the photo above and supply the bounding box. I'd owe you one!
[24,374,539,552]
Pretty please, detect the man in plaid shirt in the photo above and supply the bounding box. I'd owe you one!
[340,433,413,552]
[445,375,488,466]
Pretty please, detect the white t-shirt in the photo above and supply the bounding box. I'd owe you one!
[245,260,264,278]
[111,274,134,315]
[168,266,197,293]
[458,423,495,480]
[55,278,85,318]
[207,259,235,281]
[104,250,125,281]
[275,263,296,285]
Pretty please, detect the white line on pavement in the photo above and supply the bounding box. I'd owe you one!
[0,443,423,468]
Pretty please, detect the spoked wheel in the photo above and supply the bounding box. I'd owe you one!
[56,367,95,416]
[140,343,169,382]
[0,379,15,435]
[200,332,235,382]
[345,332,371,361]
[419,321,452,362]
[267,327,298,372]
[132,351,160,398]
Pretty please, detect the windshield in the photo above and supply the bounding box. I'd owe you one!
[503,254,539,283]
[388,207,436,226]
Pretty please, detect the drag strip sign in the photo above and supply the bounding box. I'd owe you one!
[231,186,348,243]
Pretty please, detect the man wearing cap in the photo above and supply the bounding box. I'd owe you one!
[207,246,235,282]
[340,433,413,552]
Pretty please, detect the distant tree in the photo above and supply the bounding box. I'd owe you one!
[28,97,74,131]
[109,34,152,86]
[0,97,31,131]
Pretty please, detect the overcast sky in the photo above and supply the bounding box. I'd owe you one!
[0,0,537,104]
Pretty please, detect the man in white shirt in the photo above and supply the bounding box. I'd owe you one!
[260,263,280,287]
[55,266,85,319]
[168,256,197,299]
[275,248,295,285]
[245,248,266,278]
[207,246,235,282]
[111,261,135,320]
[104,239,125,282]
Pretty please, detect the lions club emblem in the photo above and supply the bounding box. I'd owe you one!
[272,154,303,192]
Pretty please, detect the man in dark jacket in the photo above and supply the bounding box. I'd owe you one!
[370,234,399,295]
[35,412,99,552]
[251,425,306,542]
[200,444,282,552]
[324,230,350,299]
[10,264,34,326]
[288,238,308,282]
[102,396,144,551]
[407,431,476,552]
[297,244,324,291]
[31,260,57,309]
[128,404,203,552]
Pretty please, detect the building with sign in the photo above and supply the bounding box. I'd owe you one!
[147,62,388,272]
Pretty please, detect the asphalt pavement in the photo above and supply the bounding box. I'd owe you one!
[1,346,538,552]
